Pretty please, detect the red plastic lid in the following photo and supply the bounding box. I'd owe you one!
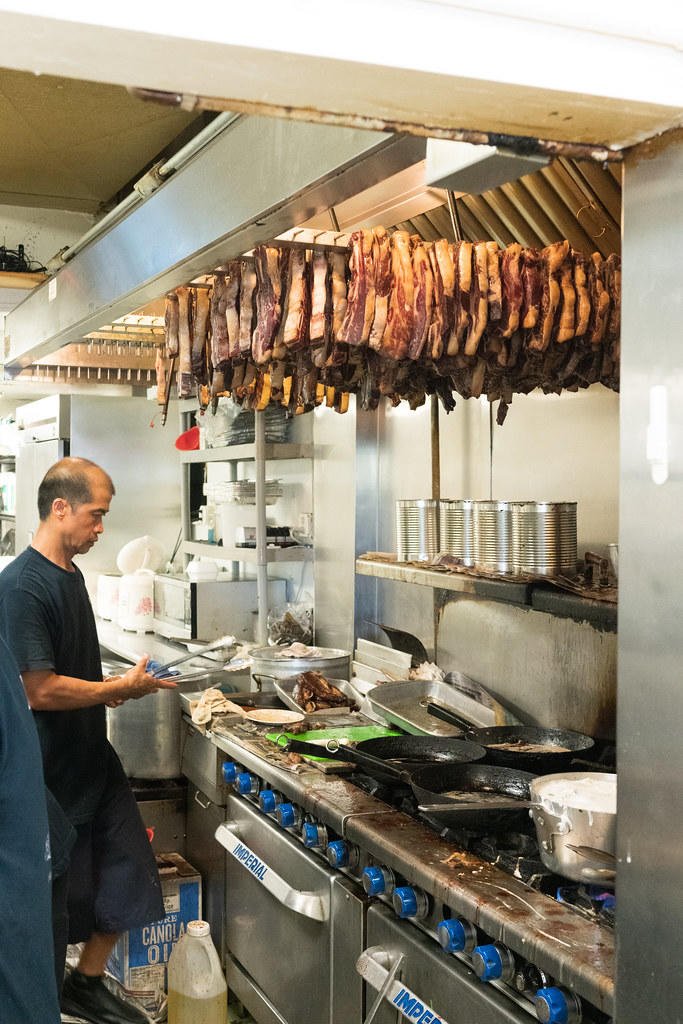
[175,426,200,451]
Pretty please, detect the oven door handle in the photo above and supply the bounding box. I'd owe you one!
[215,823,328,922]
[356,946,452,1024]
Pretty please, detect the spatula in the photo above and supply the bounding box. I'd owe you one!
[150,634,236,677]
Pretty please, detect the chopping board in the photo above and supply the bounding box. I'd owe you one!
[265,725,400,771]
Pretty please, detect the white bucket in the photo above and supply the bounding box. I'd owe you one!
[97,572,121,621]
[117,570,155,633]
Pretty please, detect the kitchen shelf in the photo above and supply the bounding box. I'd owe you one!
[356,556,617,631]
[180,442,313,464]
[0,512,15,521]
[182,540,313,563]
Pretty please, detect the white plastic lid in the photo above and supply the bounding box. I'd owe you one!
[187,920,211,937]
[116,535,165,574]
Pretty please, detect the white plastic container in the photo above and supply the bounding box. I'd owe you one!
[96,572,121,621]
[167,920,227,1024]
[117,570,155,633]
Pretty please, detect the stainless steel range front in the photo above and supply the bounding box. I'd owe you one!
[198,720,614,1024]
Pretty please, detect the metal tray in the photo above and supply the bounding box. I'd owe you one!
[274,677,364,717]
[366,680,482,737]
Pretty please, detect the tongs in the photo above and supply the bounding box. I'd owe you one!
[149,634,236,677]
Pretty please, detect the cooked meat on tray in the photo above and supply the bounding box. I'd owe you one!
[292,672,357,714]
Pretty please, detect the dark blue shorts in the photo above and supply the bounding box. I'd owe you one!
[67,751,165,941]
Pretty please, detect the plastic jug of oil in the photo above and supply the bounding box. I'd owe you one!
[167,920,227,1024]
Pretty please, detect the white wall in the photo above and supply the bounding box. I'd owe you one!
[0,203,93,269]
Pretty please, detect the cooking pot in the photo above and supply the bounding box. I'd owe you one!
[529,772,617,886]
[250,645,351,691]
[104,659,225,778]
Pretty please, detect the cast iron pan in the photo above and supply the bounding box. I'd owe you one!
[427,704,594,774]
[355,735,486,767]
[281,736,484,789]
[410,762,537,830]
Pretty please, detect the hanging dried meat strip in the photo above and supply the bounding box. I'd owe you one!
[426,242,445,361]
[556,255,577,343]
[520,248,543,330]
[499,243,523,338]
[368,227,392,351]
[282,248,311,352]
[164,291,179,358]
[253,246,287,366]
[337,229,375,345]
[486,241,502,324]
[191,287,211,385]
[463,242,489,357]
[408,239,434,361]
[238,260,257,357]
[330,252,348,341]
[224,263,241,360]
[529,241,569,353]
[175,286,194,397]
[380,230,414,361]
[572,250,591,338]
[309,250,330,345]
[586,253,611,345]
[448,241,472,355]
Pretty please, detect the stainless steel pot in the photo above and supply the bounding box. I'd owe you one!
[104,659,225,778]
[529,772,617,887]
[249,646,351,691]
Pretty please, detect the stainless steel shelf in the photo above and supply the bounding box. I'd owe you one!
[179,442,313,464]
[0,512,15,521]
[182,541,313,563]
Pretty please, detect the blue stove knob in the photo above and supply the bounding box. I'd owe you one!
[258,790,280,814]
[393,886,419,919]
[363,866,387,896]
[275,803,298,829]
[472,943,515,983]
[221,761,240,784]
[234,772,258,796]
[437,918,470,953]
[534,987,580,1024]
[302,822,326,848]
[326,840,349,868]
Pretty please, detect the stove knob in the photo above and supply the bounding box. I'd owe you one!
[275,803,300,830]
[436,918,476,954]
[471,943,516,983]
[258,790,281,814]
[326,840,350,868]
[392,886,429,920]
[221,762,241,784]
[362,866,395,896]
[302,822,327,849]
[534,987,582,1024]
[234,772,259,796]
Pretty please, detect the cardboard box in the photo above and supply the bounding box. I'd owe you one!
[107,853,202,1012]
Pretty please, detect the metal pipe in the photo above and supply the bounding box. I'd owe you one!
[254,408,269,650]
[61,113,240,263]
[430,395,440,501]
[446,190,464,242]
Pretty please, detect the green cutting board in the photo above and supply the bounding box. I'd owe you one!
[266,724,400,764]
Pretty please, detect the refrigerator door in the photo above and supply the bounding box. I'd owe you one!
[15,439,67,551]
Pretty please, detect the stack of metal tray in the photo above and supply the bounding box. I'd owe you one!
[367,679,496,737]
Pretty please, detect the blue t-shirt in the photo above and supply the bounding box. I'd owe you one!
[0,546,107,824]
[0,635,60,1023]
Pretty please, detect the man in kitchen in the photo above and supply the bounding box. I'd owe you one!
[0,456,178,1024]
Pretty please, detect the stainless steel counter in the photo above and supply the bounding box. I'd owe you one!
[96,618,233,680]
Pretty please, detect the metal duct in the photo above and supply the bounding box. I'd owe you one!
[3,117,425,370]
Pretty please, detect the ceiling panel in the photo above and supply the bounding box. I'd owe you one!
[0,68,200,211]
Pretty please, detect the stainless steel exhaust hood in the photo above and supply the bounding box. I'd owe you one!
[3,117,425,371]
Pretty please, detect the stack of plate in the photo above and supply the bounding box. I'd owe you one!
[395,499,439,562]
[439,499,475,565]
[473,500,514,573]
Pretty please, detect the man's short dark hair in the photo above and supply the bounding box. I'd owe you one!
[37,458,114,521]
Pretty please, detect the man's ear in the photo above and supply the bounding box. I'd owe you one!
[52,498,69,519]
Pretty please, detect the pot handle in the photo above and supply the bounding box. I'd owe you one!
[251,672,277,691]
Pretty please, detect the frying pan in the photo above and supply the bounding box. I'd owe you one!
[427,703,594,774]
[354,734,486,768]
[280,736,484,789]
[410,762,537,830]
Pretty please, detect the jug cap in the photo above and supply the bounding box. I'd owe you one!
[187,920,211,937]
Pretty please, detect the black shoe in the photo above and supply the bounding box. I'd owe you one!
[61,970,148,1024]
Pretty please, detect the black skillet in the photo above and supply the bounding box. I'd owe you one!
[426,703,594,774]
[280,736,484,789]
[410,762,537,831]
[354,734,487,768]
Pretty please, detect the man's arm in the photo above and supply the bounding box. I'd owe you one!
[22,656,177,711]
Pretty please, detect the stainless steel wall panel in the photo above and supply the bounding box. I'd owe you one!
[616,135,683,1023]
[5,121,425,368]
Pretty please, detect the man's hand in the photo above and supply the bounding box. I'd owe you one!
[119,656,179,700]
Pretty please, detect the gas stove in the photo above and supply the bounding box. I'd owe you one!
[195,717,615,1023]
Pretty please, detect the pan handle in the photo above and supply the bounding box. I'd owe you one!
[281,737,405,780]
[425,702,473,732]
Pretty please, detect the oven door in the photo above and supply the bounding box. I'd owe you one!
[217,794,365,1024]
[359,904,530,1024]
